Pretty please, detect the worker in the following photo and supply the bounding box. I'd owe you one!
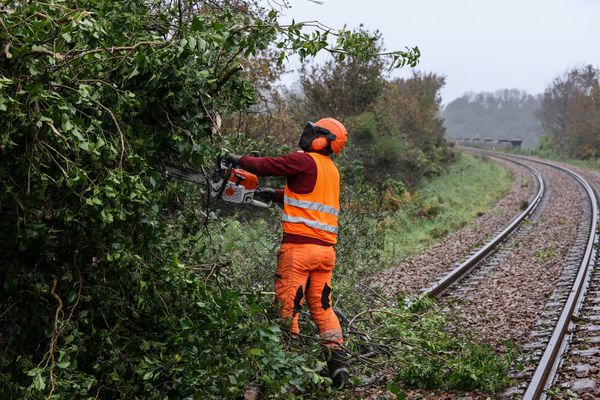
[227,117,349,388]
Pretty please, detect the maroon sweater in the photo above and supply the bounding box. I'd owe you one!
[239,151,334,246]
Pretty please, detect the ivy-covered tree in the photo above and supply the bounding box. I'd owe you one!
[0,0,419,398]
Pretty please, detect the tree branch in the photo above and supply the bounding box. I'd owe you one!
[216,66,243,92]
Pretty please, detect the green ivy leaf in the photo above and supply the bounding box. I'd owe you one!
[249,348,264,356]
[33,374,46,391]
[127,66,139,80]
[188,36,197,50]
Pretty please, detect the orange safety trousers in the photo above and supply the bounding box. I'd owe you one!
[275,243,343,348]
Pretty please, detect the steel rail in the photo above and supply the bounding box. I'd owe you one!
[499,155,600,400]
[420,152,545,298]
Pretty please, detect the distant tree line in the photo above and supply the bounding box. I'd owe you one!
[442,89,543,148]
[442,65,600,159]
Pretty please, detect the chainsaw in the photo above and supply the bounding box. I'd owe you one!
[163,160,272,208]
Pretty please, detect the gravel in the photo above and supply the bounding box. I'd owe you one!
[545,160,600,399]
[441,160,584,347]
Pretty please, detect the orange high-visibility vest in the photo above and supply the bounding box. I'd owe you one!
[282,152,340,244]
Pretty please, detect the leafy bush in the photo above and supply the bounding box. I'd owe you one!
[344,78,454,189]
[350,111,378,143]
[531,134,562,159]
[0,1,419,398]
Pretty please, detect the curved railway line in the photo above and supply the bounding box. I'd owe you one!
[421,150,599,399]
[418,153,545,298]
[516,156,598,400]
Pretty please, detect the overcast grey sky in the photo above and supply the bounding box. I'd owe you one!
[277,0,600,104]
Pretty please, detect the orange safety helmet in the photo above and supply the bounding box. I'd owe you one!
[298,117,348,155]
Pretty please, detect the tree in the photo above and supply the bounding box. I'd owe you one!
[344,72,451,188]
[537,65,600,158]
[376,73,446,152]
[297,28,388,120]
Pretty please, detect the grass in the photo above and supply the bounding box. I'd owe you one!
[383,152,514,261]
[561,158,600,171]
[528,153,600,172]
[500,146,600,172]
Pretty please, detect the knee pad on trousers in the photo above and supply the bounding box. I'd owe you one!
[293,286,304,312]
[321,282,331,310]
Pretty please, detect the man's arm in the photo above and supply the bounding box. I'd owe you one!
[238,152,313,177]
[237,151,317,197]
[239,153,310,205]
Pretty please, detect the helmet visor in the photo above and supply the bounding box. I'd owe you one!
[298,122,336,149]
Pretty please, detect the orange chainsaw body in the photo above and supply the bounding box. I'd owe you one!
[221,168,260,205]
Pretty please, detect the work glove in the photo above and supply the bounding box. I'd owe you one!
[256,188,276,201]
[225,152,242,165]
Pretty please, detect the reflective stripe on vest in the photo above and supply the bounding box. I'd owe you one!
[283,195,339,217]
[281,214,339,233]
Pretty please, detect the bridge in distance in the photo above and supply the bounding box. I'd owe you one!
[450,138,523,150]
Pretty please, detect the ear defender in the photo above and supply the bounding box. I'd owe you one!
[300,121,338,152]
[311,136,329,151]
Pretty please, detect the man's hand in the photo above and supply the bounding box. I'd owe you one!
[225,153,242,165]
[256,188,276,201]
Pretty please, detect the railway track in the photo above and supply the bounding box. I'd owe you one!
[418,152,545,298]
[550,244,600,398]
[421,151,599,399]
[516,156,598,400]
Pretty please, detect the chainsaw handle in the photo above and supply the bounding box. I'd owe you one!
[214,162,233,200]
[251,188,276,208]
[247,199,272,208]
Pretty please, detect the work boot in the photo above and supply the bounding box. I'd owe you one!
[325,348,350,388]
